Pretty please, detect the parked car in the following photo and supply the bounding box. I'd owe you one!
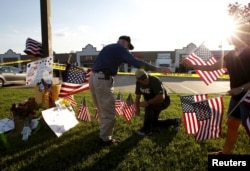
[187,70,196,74]
[0,66,26,87]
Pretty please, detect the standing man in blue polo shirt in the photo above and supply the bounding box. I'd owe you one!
[89,35,171,145]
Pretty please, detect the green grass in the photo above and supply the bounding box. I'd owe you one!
[0,88,249,171]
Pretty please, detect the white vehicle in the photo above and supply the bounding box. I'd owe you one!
[188,70,196,74]
[155,53,175,72]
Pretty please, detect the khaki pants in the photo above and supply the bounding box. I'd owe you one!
[89,72,115,141]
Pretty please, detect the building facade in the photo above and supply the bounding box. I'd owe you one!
[0,43,229,73]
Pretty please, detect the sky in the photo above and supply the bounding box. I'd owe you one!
[0,0,250,54]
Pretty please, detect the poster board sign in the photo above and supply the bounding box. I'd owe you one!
[42,107,78,137]
[26,57,53,85]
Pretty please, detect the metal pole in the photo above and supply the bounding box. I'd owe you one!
[40,0,53,57]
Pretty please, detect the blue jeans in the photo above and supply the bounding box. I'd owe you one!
[228,97,250,126]
[141,97,174,132]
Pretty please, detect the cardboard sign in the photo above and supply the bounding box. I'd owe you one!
[42,107,78,137]
[26,57,53,85]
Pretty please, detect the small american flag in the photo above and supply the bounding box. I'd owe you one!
[192,100,212,121]
[241,89,250,105]
[115,92,124,115]
[24,37,43,57]
[185,44,226,85]
[63,95,77,107]
[193,96,224,141]
[122,93,136,121]
[244,116,250,137]
[77,97,91,122]
[180,94,208,134]
[59,64,90,97]
[239,89,250,137]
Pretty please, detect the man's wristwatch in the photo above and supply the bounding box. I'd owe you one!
[241,86,245,92]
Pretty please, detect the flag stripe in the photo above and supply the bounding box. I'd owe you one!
[180,94,208,134]
[23,38,43,57]
[195,96,224,140]
[239,90,250,137]
[77,97,91,122]
[185,45,226,85]
[77,107,91,122]
[183,112,199,134]
[122,103,135,121]
[245,116,250,137]
[63,95,77,106]
[115,92,124,115]
[59,64,91,98]
[115,100,124,115]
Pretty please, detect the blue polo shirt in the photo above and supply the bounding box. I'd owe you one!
[92,43,156,75]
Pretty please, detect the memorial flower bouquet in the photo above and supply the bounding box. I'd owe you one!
[10,97,44,140]
[10,98,41,124]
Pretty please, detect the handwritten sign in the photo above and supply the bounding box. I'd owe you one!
[42,107,79,137]
[26,57,53,85]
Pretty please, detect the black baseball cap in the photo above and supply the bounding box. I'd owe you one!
[118,35,134,50]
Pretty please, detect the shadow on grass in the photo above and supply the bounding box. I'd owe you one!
[82,127,178,170]
[0,119,98,169]
[150,126,179,147]
[0,118,178,171]
[82,133,144,171]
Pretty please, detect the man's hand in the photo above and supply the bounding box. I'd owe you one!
[180,59,193,68]
[227,87,244,96]
[156,67,171,74]
[139,101,149,107]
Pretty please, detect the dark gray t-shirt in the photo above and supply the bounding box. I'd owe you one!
[135,75,167,101]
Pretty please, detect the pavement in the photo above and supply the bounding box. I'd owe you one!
[114,75,230,95]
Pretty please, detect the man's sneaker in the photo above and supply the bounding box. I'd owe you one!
[173,118,181,131]
[208,151,224,155]
[101,138,120,146]
[136,130,152,136]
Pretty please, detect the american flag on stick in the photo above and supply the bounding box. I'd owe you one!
[241,89,250,105]
[77,96,91,122]
[122,93,136,121]
[59,64,90,98]
[185,44,226,85]
[232,89,250,137]
[63,95,77,107]
[94,108,99,120]
[180,94,208,134]
[245,116,250,137]
[192,96,224,141]
[24,37,43,57]
[241,90,250,137]
[115,92,124,115]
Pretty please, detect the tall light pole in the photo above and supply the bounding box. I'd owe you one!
[40,0,53,57]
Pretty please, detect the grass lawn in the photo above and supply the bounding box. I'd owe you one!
[0,87,249,171]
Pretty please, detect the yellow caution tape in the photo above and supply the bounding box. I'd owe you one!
[117,72,229,79]
[52,63,66,70]
[0,59,32,65]
[0,60,229,79]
